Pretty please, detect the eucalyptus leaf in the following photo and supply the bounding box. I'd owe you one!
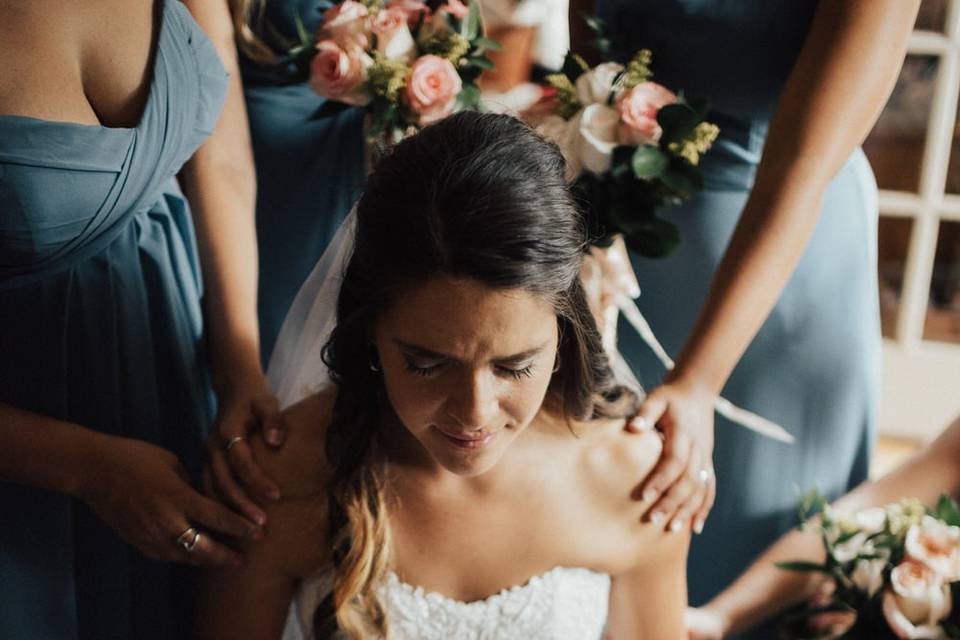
[474,37,502,51]
[939,495,960,526]
[461,0,481,40]
[622,218,681,259]
[631,145,668,178]
[456,83,482,110]
[465,56,495,70]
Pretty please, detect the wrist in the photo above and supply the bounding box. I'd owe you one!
[65,429,117,501]
[209,335,267,398]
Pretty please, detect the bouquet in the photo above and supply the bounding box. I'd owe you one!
[294,0,500,156]
[779,491,960,639]
[530,49,719,258]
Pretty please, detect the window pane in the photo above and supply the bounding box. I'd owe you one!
[915,0,948,32]
[879,217,914,338]
[864,55,938,193]
[923,220,960,344]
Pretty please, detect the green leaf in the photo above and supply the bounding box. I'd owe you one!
[456,83,482,110]
[474,37,502,51]
[461,0,481,41]
[622,218,681,259]
[660,160,703,195]
[293,13,311,48]
[939,495,960,526]
[465,56,495,70]
[775,561,832,574]
[631,145,668,178]
[657,103,701,146]
[562,51,588,83]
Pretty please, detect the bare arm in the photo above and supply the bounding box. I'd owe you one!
[692,415,960,638]
[671,0,919,395]
[179,0,287,522]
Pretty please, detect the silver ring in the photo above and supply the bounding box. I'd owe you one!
[175,527,202,553]
[698,468,712,485]
[223,436,246,453]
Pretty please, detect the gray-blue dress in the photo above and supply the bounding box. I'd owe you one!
[239,0,367,362]
[0,2,227,637]
[596,0,881,627]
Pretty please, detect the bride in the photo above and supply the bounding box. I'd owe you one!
[196,112,690,639]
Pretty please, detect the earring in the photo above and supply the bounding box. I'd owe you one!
[368,345,382,373]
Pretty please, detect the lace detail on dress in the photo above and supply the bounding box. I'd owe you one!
[282,567,610,640]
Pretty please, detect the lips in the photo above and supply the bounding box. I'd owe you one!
[434,427,496,450]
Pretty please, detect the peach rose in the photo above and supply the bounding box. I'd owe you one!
[906,516,960,581]
[319,0,371,48]
[441,0,470,19]
[372,7,416,62]
[309,39,372,106]
[405,55,462,125]
[882,559,951,639]
[616,81,677,146]
[387,0,431,25]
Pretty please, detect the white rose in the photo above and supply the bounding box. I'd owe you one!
[906,516,960,581]
[856,507,888,535]
[372,8,416,62]
[536,113,583,180]
[575,62,624,106]
[851,555,888,597]
[882,559,952,639]
[577,103,620,174]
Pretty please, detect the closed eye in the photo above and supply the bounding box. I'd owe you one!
[402,355,446,377]
[496,364,534,380]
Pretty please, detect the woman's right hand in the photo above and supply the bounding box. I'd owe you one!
[78,436,263,566]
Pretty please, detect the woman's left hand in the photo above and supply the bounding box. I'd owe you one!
[628,377,716,534]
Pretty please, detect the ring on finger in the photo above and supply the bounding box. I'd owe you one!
[698,468,712,485]
[223,436,246,454]
[175,526,202,553]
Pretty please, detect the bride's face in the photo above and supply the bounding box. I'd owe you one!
[373,275,560,477]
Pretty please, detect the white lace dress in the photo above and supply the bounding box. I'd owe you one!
[281,567,610,639]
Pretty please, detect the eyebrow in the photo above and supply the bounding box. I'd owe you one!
[392,338,551,366]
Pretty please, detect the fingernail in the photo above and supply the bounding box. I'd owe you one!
[630,417,650,432]
[642,487,658,503]
[267,429,284,446]
[670,519,684,533]
[268,489,281,501]
[255,513,267,526]
[650,511,664,526]
[694,519,704,534]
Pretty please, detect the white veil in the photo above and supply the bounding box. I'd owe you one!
[267,208,357,410]
[266,205,793,442]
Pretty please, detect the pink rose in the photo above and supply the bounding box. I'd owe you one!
[441,0,470,19]
[405,55,462,125]
[906,516,960,581]
[616,81,677,146]
[882,559,952,639]
[319,0,371,48]
[309,39,372,106]
[386,0,431,25]
[372,7,416,62]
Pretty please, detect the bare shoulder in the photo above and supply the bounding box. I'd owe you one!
[252,387,337,500]
[577,418,663,516]
[243,388,337,579]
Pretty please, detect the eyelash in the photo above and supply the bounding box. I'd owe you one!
[402,360,535,380]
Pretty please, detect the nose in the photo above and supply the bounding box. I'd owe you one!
[445,371,499,430]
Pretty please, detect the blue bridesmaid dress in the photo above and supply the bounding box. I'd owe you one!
[0,2,227,638]
[595,1,881,630]
[238,0,367,362]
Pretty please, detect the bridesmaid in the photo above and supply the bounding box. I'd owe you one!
[0,0,276,637]
[568,0,920,630]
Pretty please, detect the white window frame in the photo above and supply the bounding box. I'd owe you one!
[878,1,960,441]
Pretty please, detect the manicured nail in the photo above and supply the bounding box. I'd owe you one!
[642,487,658,503]
[694,519,704,535]
[267,429,284,446]
[670,519,685,533]
[268,488,281,501]
[254,513,267,526]
[650,511,664,526]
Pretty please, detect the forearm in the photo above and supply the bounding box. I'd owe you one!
[180,0,262,392]
[0,402,109,497]
[671,0,919,394]
[707,415,960,636]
